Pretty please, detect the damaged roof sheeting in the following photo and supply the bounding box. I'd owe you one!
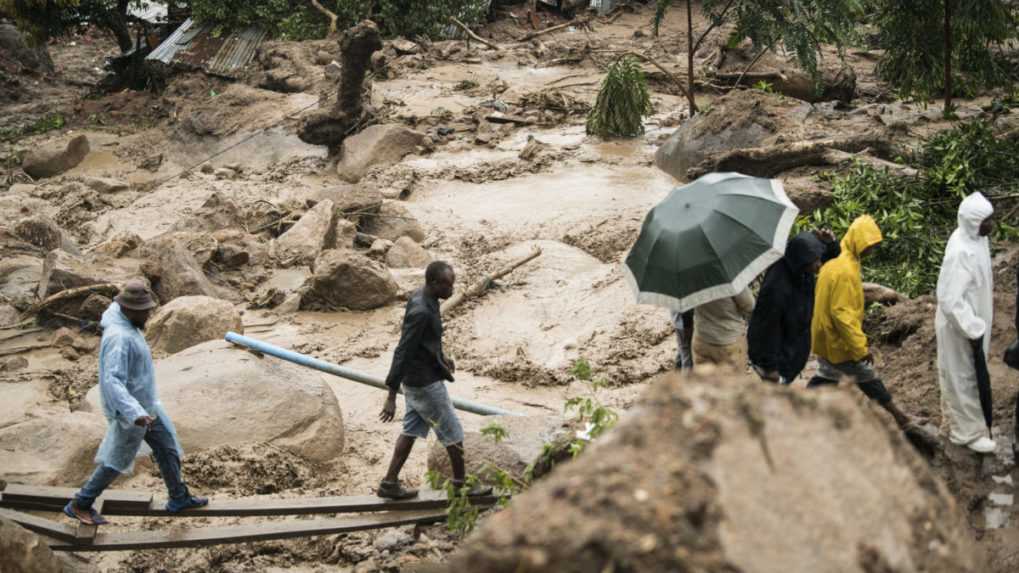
[147,18,268,78]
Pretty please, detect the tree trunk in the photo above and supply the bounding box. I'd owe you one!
[99,8,134,53]
[686,0,698,114]
[309,0,339,38]
[943,0,953,115]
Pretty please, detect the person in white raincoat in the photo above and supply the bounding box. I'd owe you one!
[63,281,208,525]
[936,192,996,454]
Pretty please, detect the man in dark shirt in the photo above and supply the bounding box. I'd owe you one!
[377,260,492,499]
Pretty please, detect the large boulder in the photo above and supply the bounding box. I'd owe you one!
[427,415,569,484]
[36,250,141,304]
[146,296,243,355]
[212,229,268,268]
[0,517,80,573]
[385,236,431,269]
[0,22,53,73]
[0,412,105,486]
[336,125,426,183]
[13,215,77,253]
[84,341,345,463]
[21,135,90,180]
[170,192,245,234]
[440,373,980,573]
[273,199,337,265]
[654,90,810,181]
[300,249,398,311]
[0,255,43,308]
[140,233,228,302]
[361,201,426,243]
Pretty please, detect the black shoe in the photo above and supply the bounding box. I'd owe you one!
[451,480,493,497]
[377,480,419,500]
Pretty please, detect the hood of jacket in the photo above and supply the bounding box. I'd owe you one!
[840,215,882,259]
[100,302,134,332]
[957,192,993,240]
[784,232,825,273]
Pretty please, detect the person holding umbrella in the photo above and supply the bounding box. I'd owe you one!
[808,216,918,431]
[747,229,840,384]
[936,192,996,453]
[624,173,799,361]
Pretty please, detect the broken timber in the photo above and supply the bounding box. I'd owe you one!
[0,482,503,552]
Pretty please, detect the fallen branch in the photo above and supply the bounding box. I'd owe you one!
[24,283,120,319]
[686,131,901,179]
[520,18,590,42]
[308,0,339,37]
[450,17,501,51]
[821,149,919,178]
[441,247,542,315]
[730,47,772,90]
[863,282,907,305]
[620,51,690,100]
[485,113,535,126]
[0,342,52,357]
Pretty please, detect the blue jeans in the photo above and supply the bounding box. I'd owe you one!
[75,416,187,509]
[401,381,464,447]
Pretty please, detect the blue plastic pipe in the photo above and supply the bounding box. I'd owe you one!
[225,332,518,417]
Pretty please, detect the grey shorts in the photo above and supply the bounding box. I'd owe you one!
[813,357,892,405]
[402,382,464,447]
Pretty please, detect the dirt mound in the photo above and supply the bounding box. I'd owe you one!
[0,516,84,573]
[174,443,323,496]
[440,373,980,573]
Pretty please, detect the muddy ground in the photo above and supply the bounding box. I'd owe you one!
[2,1,1019,571]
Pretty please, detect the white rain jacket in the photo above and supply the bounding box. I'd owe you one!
[936,192,994,445]
[94,303,182,473]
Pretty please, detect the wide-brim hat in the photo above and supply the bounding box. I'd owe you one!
[115,280,158,311]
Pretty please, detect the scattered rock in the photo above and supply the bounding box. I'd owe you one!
[141,233,228,302]
[0,22,54,73]
[440,373,979,573]
[170,192,245,234]
[52,327,77,347]
[324,60,342,80]
[93,231,143,258]
[273,199,338,265]
[146,296,244,355]
[374,529,414,551]
[79,294,112,321]
[518,135,549,161]
[60,346,80,361]
[864,282,907,305]
[337,125,426,183]
[361,201,426,243]
[85,340,346,464]
[0,412,105,485]
[79,176,129,193]
[301,249,398,311]
[36,250,142,299]
[385,236,432,269]
[0,356,29,372]
[21,134,90,180]
[13,214,75,253]
[0,516,75,573]
[369,238,394,257]
[391,38,420,55]
[428,415,569,485]
[212,229,267,268]
[305,183,384,217]
[0,303,18,325]
[0,256,43,308]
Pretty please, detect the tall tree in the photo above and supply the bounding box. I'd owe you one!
[874,0,1014,115]
[654,0,862,115]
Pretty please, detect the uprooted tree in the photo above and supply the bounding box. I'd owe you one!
[653,0,862,114]
[586,56,653,138]
[297,19,382,149]
[873,0,1016,115]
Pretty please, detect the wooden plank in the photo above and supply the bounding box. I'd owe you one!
[0,508,79,543]
[128,490,500,518]
[50,510,447,552]
[0,484,152,511]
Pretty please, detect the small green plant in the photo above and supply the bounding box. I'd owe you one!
[443,475,481,537]
[569,358,593,381]
[752,80,775,93]
[586,56,653,138]
[480,422,509,444]
[425,469,445,490]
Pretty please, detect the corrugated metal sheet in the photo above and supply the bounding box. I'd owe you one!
[146,18,267,78]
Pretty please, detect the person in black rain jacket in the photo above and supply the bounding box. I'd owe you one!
[747,229,839,384]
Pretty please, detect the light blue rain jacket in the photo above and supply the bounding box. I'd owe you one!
[94,303,182,473]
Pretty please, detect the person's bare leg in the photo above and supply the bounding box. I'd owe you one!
[383,435,416,482]
[446,442,465,482]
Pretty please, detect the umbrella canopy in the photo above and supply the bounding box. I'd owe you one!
[624,172,798,312]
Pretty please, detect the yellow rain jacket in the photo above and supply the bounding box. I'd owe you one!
[811,216,883,363]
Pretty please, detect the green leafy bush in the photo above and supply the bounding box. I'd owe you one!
[799,119,1019,296]
[586,56,653,138]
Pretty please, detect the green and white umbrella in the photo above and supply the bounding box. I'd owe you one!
[623,172,798,312]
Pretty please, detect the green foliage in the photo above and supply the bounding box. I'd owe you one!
[376,0,487,39]
[0,0,80,44]
[480,422,509,444]
[798,119,1019,296]
[443,475,481,537]
[425,469,445,490]
[752,80,776,93]
[586,56,652,138]
[0,113,65,143]
[873,0,1016,106]
[569,357,593,381]
[653,0,672,37]
[562,360,619,458]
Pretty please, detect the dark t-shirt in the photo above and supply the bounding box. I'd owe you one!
[384,289,453,390]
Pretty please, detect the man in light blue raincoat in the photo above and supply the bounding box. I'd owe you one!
[64,280,207,525]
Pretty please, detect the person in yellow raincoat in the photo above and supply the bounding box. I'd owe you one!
[808,215,918,432]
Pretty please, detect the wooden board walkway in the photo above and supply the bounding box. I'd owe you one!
[0,483,499,517]
[0,482,503,552]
